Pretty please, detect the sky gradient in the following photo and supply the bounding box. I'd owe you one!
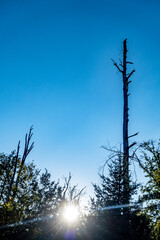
[1,0,160,198]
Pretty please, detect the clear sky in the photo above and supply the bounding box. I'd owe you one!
[0,0,160,198]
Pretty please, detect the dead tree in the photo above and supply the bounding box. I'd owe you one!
[62,172,86,205]
[100,40,138,238]
[112,39,137,205]
[112,40,139,240]
[12,126,34,199]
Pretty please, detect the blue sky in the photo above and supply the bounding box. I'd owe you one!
[0,0,160,197]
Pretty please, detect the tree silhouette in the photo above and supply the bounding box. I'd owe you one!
[111,39,138,237]
[112,39,137,206]
[90,153,137,240]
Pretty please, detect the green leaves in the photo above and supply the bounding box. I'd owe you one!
[137,140,160,239]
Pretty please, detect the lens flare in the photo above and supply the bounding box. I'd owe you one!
[63,205,79,223]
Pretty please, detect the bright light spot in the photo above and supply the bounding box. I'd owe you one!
[63,205,79,223]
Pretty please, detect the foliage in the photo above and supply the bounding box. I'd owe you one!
[152,220,160,240]
[0,129,85,239]
[0,152,85,239]
[91,153,137,209]
[89,152,152,240]
[0,130,159,239]
[137,140,160,202]
[135,140,160,239]
[129,211,152,240]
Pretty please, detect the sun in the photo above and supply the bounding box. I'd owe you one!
[63,205,79,223]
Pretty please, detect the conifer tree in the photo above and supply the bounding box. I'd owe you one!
[92,153,125,209]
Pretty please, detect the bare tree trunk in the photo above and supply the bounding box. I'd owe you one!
[112,39,136,202]
[112,39,136,238]
[122,39,130,240]
[12,126,34,199]
[122,39,129,205]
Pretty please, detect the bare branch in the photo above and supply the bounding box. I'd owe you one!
[126,61,133,64]
[111,58,123,73]
[101,145,120,154]
[73,187,86,202]
[128,132,139,139]
[62,172,72,199]
[134,153,154,178]
[119,58,123,67]
[101,153,119,175]
[129,142,137,149]
[13,126,34,199]
[127,69,135,80]
[21,126,34,165]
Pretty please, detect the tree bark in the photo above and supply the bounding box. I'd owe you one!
[112,39,136,239]
[122,39,130,205]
